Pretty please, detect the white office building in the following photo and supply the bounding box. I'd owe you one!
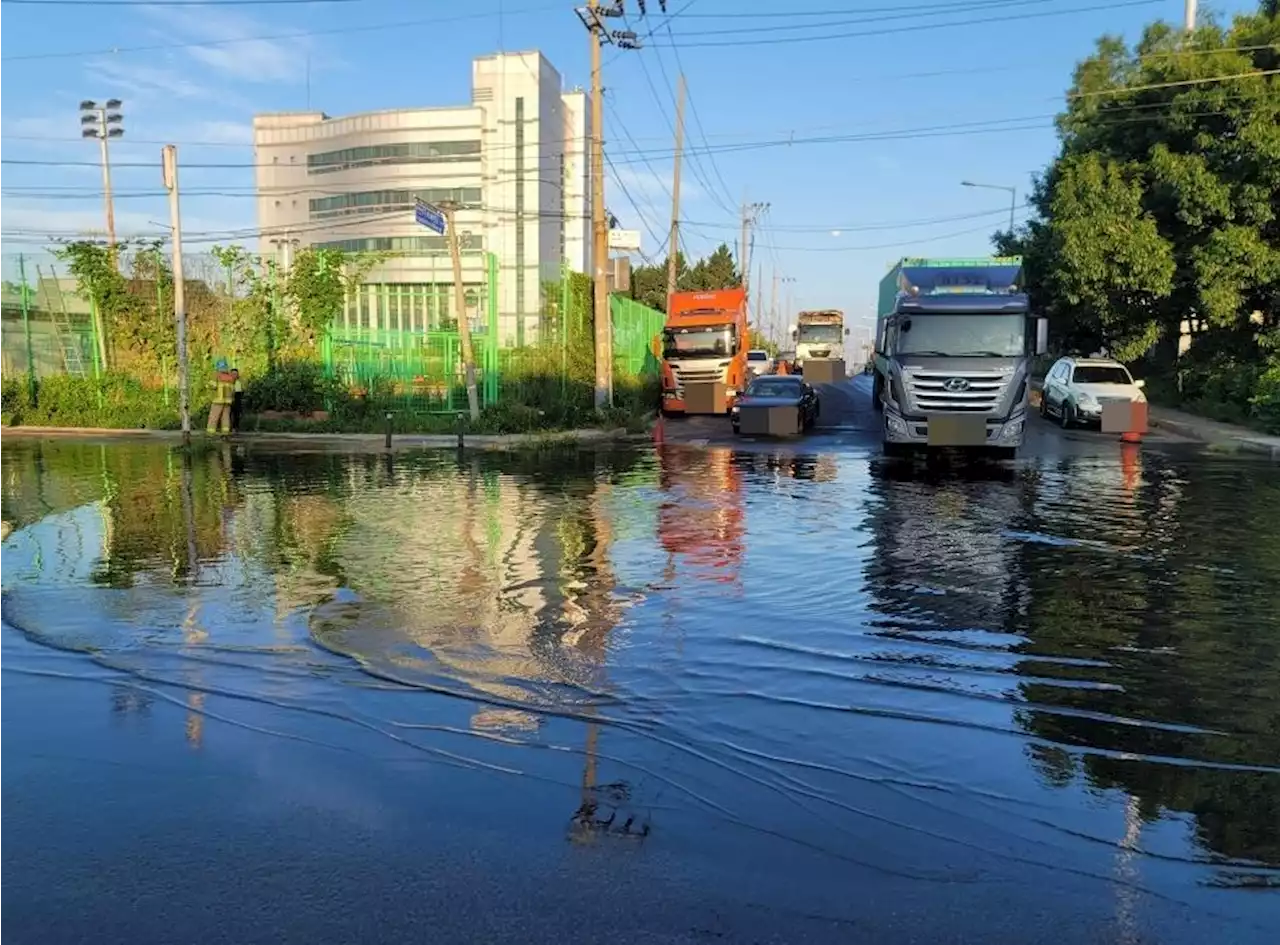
[253,51,591,345]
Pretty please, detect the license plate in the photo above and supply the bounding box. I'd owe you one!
[927,415,987,447]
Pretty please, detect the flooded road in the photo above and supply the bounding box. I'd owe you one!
[3,427,1279,943]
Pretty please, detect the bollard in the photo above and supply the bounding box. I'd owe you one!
[384,412,393,450]
[456,412,465,451]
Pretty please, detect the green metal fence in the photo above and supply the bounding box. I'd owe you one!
[4,248,666,414]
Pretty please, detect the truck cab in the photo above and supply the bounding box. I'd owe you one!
[661,288,749,414]
[874,257,1047,459]
[792,310,846,372]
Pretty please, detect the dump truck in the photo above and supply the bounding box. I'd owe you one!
[873,257,1047,459]
[660,287,750,414]
[791,309,846,372]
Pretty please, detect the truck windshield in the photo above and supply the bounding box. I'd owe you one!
[664,326,735,358]
[895,313,1025,357]
[798,325,842,343]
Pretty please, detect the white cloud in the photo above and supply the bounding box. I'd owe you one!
[83,58,221,106]
[139,6,311,84]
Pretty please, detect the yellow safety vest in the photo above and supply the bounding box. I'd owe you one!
[213,376,234,404]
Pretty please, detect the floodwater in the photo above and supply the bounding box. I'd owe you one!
[3,436,1278,944]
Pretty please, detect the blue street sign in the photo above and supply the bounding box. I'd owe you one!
[414,199,446,235]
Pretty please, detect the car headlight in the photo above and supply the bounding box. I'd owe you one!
[1077,392,1097,406]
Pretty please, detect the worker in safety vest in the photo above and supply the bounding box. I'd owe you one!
[207,358,236,435]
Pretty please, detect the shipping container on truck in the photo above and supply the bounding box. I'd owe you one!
[872,257,1048,459]
[660,287,750,414]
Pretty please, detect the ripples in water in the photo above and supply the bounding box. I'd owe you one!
[3,438,1279,931]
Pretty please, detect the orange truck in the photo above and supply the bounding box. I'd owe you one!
[660,287,750,414]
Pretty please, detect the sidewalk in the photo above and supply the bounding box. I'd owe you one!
[1149,406,1280,459]
[0,425,634,453]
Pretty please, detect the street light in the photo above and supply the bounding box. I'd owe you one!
[961,180,1017,234]
[80,98,125,246]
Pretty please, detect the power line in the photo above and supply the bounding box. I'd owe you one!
[5,0,361,5]
[0,3,560,62]
[649,0,1165,47]
[666,0,1071,37]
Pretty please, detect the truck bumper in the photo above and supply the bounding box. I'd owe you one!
[661,389,740,414]
[883,405,1026,449]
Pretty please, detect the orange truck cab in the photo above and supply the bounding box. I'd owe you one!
[660,287,749,414]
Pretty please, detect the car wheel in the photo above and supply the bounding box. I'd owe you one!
[871,373,884,412]
[1060,401,1074,429]
[797,407,806,433]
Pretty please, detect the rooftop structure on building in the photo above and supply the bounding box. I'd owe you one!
[253,51,591,346]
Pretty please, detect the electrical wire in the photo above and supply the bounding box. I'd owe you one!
[648,0,1164,48]
[0,2,562,62]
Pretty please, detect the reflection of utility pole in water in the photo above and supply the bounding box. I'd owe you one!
[178,450,206,749]
[1112,793,1143,945]
[569,468,646,841]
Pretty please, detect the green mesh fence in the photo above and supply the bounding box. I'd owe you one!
[611,295,666,380]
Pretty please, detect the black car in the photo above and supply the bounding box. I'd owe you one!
[731,376,820,434]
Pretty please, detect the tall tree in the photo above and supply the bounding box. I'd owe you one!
[1002,2,1280,426]
[628,243,741,312]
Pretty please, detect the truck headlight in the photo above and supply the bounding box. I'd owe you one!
[886,415,908,436]
[998,419,1024,441]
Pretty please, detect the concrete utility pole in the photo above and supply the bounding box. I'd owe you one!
[576,1,641,409]
[769,269,778,342]
[162,145,191,445]
[440,201,481,422]
[80,99,123,247]
[1184,0,1197,32]
[739,201,769,296]
[666,72,686,307]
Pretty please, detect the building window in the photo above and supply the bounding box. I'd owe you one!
[312,235,484,253]
[308,187,482,219]
[515,96,525,340]
[306,140,481,174]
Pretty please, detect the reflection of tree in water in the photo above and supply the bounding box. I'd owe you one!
[1014,456,1280,868]
[861,456,1280,869]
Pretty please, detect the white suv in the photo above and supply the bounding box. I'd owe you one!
[746,349,774,377]
[1040,356,1146,428]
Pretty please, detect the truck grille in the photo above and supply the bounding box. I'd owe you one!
[670,365,728,391]
[909,371,1008,412]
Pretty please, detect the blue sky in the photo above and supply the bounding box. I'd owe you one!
[0,0,1257,328]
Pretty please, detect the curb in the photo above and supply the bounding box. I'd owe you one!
[1,425,633,452]
[1149,416,1280,459]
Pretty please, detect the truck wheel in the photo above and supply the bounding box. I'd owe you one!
[872,373,884,412]
[989,447,1017,462]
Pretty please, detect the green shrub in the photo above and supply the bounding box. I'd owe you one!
[2,373,208,430]
[1251,366,1280,435]
[243,360,344,414]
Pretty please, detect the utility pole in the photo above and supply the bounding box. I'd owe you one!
[1184,0,1197,32]
[576,1,642,409]
[80,99,123,247]
[666,72,686,307]
[769,269,778,344]
[441,202,481,422]
[739,201,768,296]
[162,145,191,445]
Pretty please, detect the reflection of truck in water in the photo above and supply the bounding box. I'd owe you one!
[657,448,744,585]
[873,257,1047,459]
[792,310,846,372]
[660,288,749,414]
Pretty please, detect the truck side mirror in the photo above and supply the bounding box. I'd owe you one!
[1035,318,1049,355]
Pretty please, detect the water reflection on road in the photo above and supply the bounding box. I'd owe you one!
[3,438,1278,943]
